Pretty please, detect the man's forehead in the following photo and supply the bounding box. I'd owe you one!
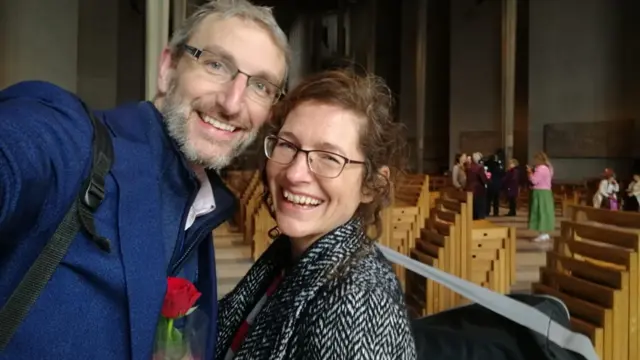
[190,15,286,84]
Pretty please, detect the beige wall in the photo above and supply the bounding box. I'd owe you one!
[0,0,80,92]
[528,0,640,180]
[0,0,145,109]
[76,0,119,109]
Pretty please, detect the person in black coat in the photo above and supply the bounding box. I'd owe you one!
[502,159,520,216]
[466,152,489,220]
[485,149,506,216]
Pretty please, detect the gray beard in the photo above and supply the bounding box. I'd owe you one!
[159,79,258,170]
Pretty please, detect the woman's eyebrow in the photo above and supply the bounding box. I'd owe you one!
[279,131,347,155]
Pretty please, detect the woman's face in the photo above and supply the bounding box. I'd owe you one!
[634,174,640,182]
[266,101,368,243]
[459,153,467,164]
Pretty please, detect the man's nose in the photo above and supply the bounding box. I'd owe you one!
[218,75,247,115]
[284,152,313,183]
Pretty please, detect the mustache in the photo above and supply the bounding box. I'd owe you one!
[191,101,249,129]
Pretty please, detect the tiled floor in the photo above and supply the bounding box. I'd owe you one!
[490,210,562,293]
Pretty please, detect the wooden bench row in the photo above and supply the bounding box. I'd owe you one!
[405,188,516,316]
[533,204,640,360]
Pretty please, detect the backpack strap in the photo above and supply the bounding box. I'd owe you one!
[0,102,114,350]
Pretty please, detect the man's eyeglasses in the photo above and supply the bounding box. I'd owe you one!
[264,135,365,179]
[183,45,284,105]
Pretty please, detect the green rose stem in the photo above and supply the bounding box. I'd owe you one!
[166,318,174,342]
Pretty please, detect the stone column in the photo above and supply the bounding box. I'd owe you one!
[172,0,187,31]
[145,0,170,100]
[501,0,517,161]
[414,0,428,173]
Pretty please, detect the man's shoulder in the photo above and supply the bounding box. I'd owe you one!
[0,81,96,139]
[1,80,79,106]
[99,101,164,144]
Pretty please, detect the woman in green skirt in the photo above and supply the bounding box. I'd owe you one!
[527,152,555,242]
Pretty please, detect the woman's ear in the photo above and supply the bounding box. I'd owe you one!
[361,166,390,204]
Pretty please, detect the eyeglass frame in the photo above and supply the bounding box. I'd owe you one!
[182,44,285,104]
[264,135,366,179]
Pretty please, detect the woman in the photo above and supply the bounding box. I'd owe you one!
[451,152,467,190]
[465,152,488,220]
[215,70,416,360]
[626,173,640,212]
[527,152,555,242]
[593,168,619,209]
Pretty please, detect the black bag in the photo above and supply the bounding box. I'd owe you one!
[0,103,114,350]
[413,294,588,360]
[378,245,599,360]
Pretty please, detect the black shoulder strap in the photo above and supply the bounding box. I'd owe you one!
[0,102,114,351]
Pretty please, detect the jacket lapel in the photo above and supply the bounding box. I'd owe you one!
[111,138,167,360]
[221,218,366,360]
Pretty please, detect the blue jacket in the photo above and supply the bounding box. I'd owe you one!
[0,81,235,359]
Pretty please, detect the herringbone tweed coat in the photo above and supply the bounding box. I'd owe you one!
[215,218,417,360]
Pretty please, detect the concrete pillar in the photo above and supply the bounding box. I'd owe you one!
[145,0,170,100]
[501,0,517,161]
[414,0,428,173]
[172,0,187,32]
[288,16,312,88]
[348,0,376,72]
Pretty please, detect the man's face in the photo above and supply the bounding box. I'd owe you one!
[157,15,287,169]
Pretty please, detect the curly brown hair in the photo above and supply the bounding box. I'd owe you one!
[260,69,407,239]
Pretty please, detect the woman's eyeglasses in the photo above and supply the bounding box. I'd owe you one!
[263,135,365,179]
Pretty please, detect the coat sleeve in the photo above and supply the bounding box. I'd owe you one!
[451,165,462,188]
[294,288,417,360]
[0,81,93,235]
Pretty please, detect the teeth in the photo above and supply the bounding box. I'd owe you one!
[202,115,236,132]
[283,190,322,206]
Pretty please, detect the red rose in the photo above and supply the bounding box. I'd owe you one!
[161,277,202,319]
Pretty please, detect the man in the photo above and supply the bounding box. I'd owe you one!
[0,1,289,359]
[485,149,505,216]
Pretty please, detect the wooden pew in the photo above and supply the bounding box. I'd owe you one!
[252,203,276,260]
[534,220,640,360]
[567,204,640,231]
[223,170,260,230]
[405,186,515,316]
[518,182,582,217]
[405,207,458,316]
[441,188,516,293]
[388,174,431,286]
[428,175,450,192]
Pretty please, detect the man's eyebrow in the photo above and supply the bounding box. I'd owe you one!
[202,45,236,64]
[202,44,281,86]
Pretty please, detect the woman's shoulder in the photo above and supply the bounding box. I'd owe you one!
[319,243,405,305]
